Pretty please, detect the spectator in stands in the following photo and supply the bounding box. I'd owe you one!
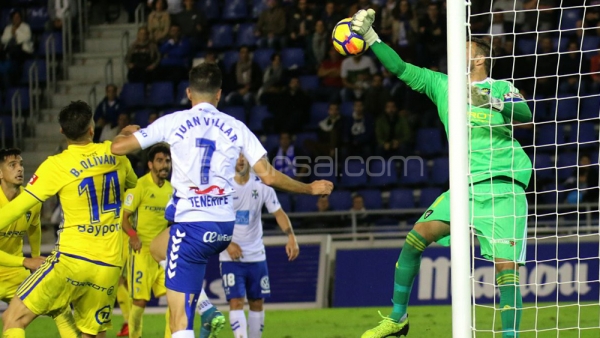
[258,53,287,104]
[256,0,287,49]
[175,0,208,52]
[268,132,309,181]
[380,0,398,40]
[148,111,159,124]
[156,24,191,83]
[349,0,376,16]
[341,54,378,101]
[93,84,123,142]
[288,0,315,48]
[100,112,130,142]
[126,26,161,83]
[590,42,600,92]
[349,194,369,227]
[270,77,311,133]
[148,0,170,43]
[310,20,328,69]
[320,1,343,33]
[166,0,183,15]
[492,38,515,80]
[418,2,446,68]
[364,74,391,117]
[492,0,525,33]
[489,9,506,37]
[47,0,77,31]
[391,0,418,60]
[375,100,410,158]
[308,195,335,229]
[523,0,558,32]
[305,103,344,158]
[225,46,262,107]
[535,36,559,96]
[0,11,33,88]
[559,41,588,94]
[317,47,343,102]
[565,155,599,204]
[346,100,373,158]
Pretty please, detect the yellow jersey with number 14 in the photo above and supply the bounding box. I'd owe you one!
[25,141,137,266]
[123,173,172,252]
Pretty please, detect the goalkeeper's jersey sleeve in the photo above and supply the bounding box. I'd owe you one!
[371,41,532,188]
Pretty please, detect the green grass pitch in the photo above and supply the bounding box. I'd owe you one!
[2,304,599,337]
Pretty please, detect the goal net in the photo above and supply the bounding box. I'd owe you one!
[465,1,600,337]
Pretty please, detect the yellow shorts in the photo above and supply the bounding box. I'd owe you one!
[17,251,122,335]
[128,250,166,301]
[0,267,30,303]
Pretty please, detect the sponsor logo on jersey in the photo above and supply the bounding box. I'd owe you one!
[503,92,524,100]
[78,223,121,236]
[25,211,31,222]
[66,277,113,294]
[0,230,27,237]
[125,194,134,206]
[424,210,433,219]
[189,186,226,195]
[202,231,232,243]
[95,305,112,324]
[236,210,250,225]
[480,88,491,95]
[260,276,270,292]
[28,174,38,185]
[252,190,258,199]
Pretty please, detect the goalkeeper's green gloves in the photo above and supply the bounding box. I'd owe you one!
[351,9,380,46]
[468,85,504,111]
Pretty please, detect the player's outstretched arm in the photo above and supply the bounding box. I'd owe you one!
[111,125,142,155]
[273,208,299,261]
[252,157,333,196]
[0,192,39,231]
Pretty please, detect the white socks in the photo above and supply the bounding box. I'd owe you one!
[171,330,194,338]
[229,309,247,338]
[197,289,213,315]
[248,310,264,338]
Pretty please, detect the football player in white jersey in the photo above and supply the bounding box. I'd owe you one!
[220,154,298,338]
[111,63,333,338]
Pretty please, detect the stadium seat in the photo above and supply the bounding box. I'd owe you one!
[210,24,234,49]
[252,48,275,70]
[281,48,305,70]
[369,159,398,187]
[26,7,48,32]
[388,189,415,209]
[0,10,10,30]
[579,95,600,120]
[37,32,62,56]
[196,0,219,20]
[357,189,383,210]
[222,0,247,20]
[120,83,145,108]
[340,101,353,118]
[550,94,578,121]
[552,37,569,52]
[294,195,318,212]
[0,116,13,140]
[294,132,317,152]
[582,36,600,60]
[222,106,246,123]
[418,188,443,208]
[20,60,46,84]
[299,75,319,92]
[430,157,449,186]
[222,51,239,72]
[513,127,534,148]
[556,152,578,180]
[516,38,536,55]
[560,8,582,31]
[4,87,29,112]
[340,159,367,188]
[530,96,552,122]
[133,109,153,128]
[535,123,566,150]
[276,192,292,212]
[401,158,428,185]
[415,128,444,156]
[533,153,553,181]
[538,183,565,205]
[311,160,338,183]
[251,0,268,18]
[328,190,352,211]
[572,122,598,148]
[236,23,256,47]
[176,81,189,106]
[248,105,272,132]
[308,103,329,129]
[148,82,174,107]
[263,133,279,151]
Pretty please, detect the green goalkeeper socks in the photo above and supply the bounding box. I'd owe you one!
[497,270,522,337]
[390,229,428,322]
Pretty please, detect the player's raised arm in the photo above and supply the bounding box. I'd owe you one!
[0,192,39,231]
[111,125,143,155]
[469,83,533,123]
[252,157,333,196]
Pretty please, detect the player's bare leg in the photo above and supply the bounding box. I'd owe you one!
[1,296,37,337]
[495,259,522,337]
[150,227,170,263]
[167,289,199,338]
[228,297,247,338]
[248,298,265,338]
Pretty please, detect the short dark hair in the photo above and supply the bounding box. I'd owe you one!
[105,84,117,91]
[148,144,171,162]
[470,37,493,75]
[0,148,21,164]
[152,0,168,11]
[59,101,93,141]
[189,63,222,95]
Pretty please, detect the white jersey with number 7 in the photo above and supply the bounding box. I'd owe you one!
[132,102,267,223]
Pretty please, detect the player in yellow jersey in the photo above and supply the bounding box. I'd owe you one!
[122,144,172,338]
[0,101,137,338]
[0,148,79,338]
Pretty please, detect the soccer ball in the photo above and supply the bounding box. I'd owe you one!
[332,18,369,56]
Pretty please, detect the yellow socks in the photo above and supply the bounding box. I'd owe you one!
[116,282,131,323]
[129,304,145,338]
[164,308,171,338]
[53,307,79,338]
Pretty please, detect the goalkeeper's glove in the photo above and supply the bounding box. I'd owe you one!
[351,9,380,46]
[468,84,504,111]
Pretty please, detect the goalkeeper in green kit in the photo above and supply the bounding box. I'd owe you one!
[351,9,533,338]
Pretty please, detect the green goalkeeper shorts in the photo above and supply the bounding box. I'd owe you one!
[415,180,528,263]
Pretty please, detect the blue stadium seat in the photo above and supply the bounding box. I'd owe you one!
[120,83,145,108]
[299,75,319,91]
[196,0,219,20]
[401,158,428,185]
[556,152,578,180]
[530,96,552,122]
[148,82,174,107]
[430,157,449,186]
[552,37,569,52]
[222,0,247,20]
[26,7,48,32]
[263,133,279,151]
[560,8,583,31]
[222,106,246,123]
[0,10,10,30]
[38,32,62,56]
[222,51,239,72]
[249,105,272,132]
[538,183,565,205]
[340,159,367,188]
[236,23,256,46]
[0,116,13,140]
[369,159,397,187]
[4,87,29,112]
[516,38,536,55]
[133,109,153,128]
[276,192,292,212]
[308,102,329,129]
[513,127,534,148]
[20,60,46,84]
[210,24,234,49]
[251,0,268,19]
[252,48,275,70]
[294,132,317,151]
[311,160,337,183]
[357,189,383,210]
[176,81,189,106]
[582,36,600,60]
[294,195,318,212]
[579,95,600,120]
[550,94,578,121]
[328,190,352,211]
[572,122,598,148]
[591,152,599,165]
[533,153,553,181]
[340,101,353,118]
[388,189,415,209]
[535,124,566,150]
[415,128,444,156]
[418,188,443,208]
[281,48,305,70]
